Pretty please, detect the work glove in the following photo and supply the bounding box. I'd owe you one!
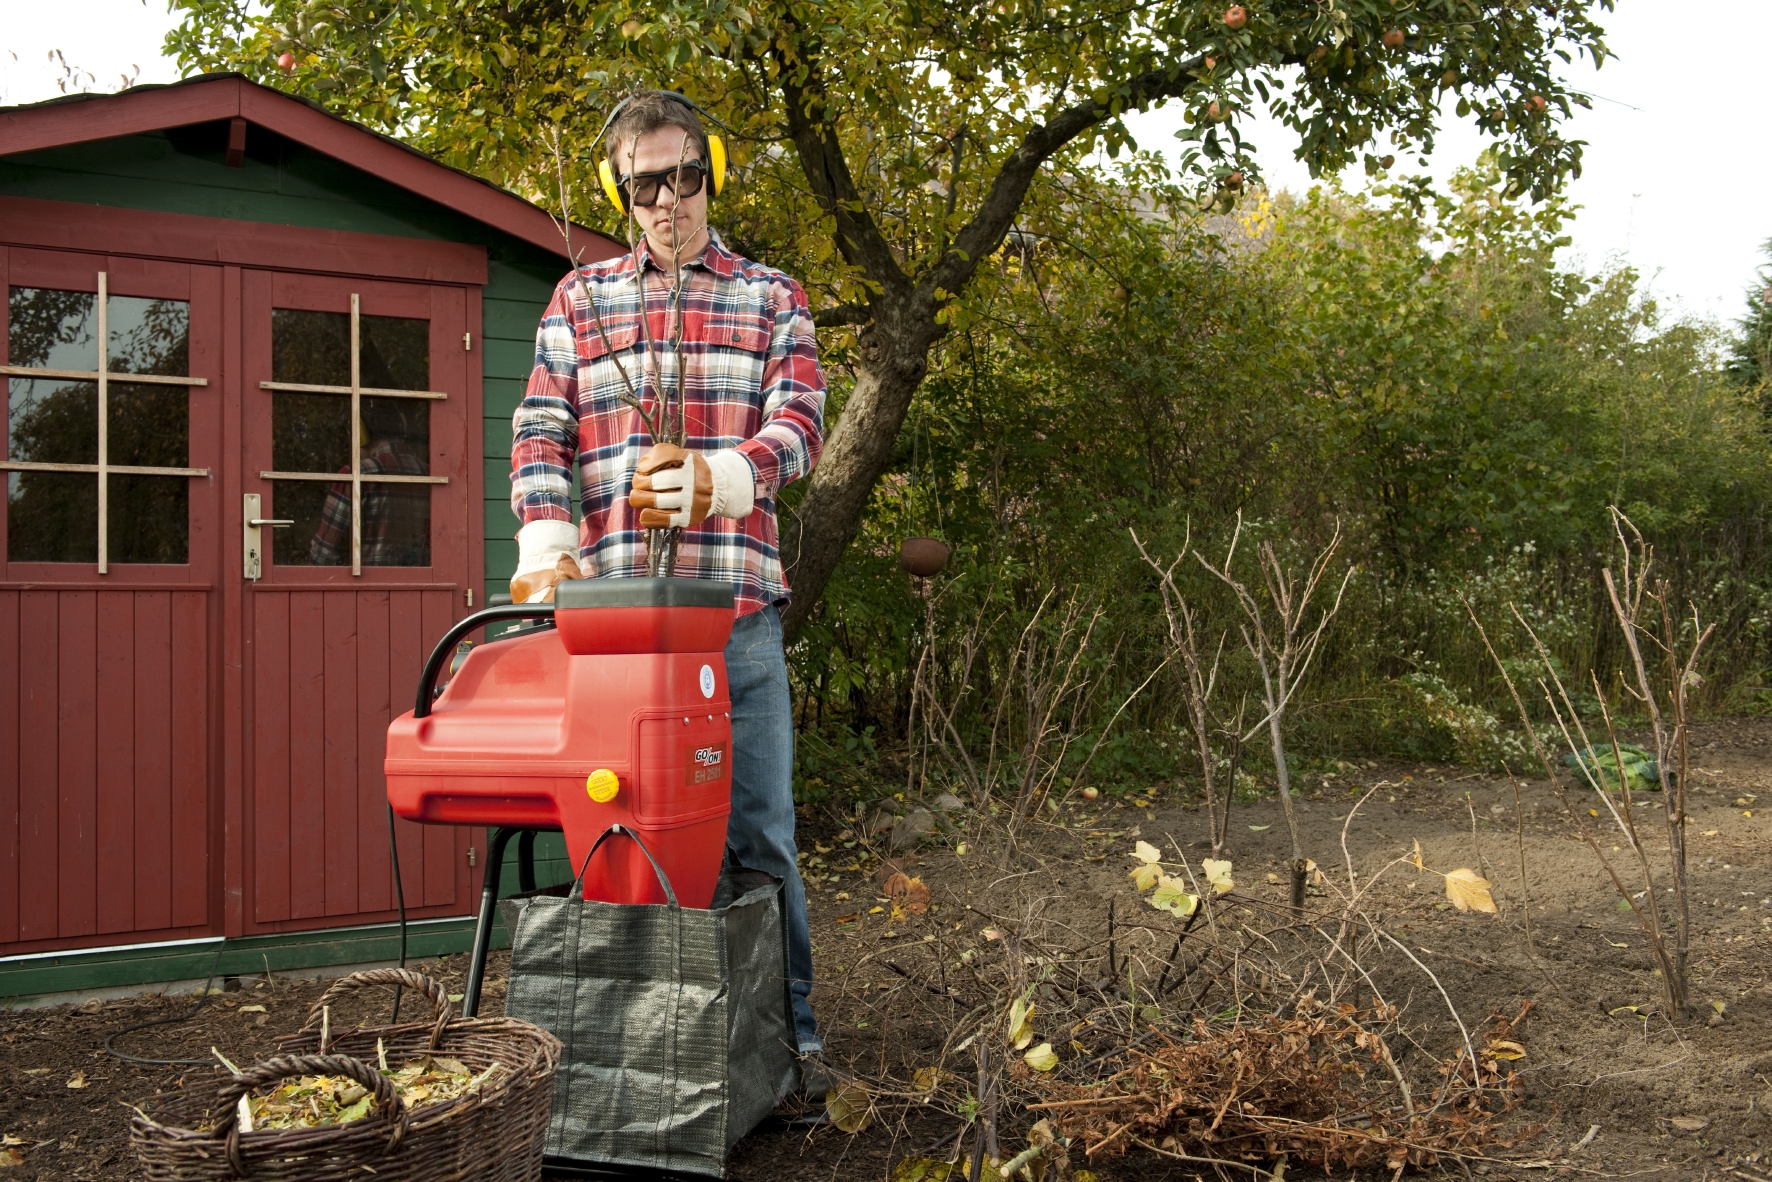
[509,520,584,603]
[628,442,755,529]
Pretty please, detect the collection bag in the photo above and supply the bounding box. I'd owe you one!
[500,824,797,1177]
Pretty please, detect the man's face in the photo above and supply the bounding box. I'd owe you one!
[618,125,710,259]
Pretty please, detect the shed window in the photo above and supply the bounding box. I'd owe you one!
[261,297,445,573]
[3,277,208,568]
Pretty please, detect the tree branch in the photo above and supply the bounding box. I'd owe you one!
[812,303,871,328]
[772,20,911,302]
[929,52,1209,296]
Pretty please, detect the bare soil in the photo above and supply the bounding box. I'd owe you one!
[3,719,1769,1180]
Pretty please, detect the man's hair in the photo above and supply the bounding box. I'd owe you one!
[605,91,709,175]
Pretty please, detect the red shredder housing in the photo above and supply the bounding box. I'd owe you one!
[385,578,736,907]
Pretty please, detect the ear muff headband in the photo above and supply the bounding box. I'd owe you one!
[592,90,727,210]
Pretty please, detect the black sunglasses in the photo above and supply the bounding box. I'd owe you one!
[618,160,707,208]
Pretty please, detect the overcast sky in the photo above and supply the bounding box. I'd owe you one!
[3,1,1767,327]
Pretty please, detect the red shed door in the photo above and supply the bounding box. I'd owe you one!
[0,248,221,953]
[240,271,477,932]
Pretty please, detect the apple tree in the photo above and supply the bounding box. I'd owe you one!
[169,0,1613,638]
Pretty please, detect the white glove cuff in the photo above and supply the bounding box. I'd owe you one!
[514,519,580,578]
[705,449,757,519]
[647,465,693,527]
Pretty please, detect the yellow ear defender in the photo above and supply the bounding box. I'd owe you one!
[591,91,727,212]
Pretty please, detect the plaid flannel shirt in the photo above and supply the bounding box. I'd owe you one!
[310,437,432,567]
[510,231,826,616]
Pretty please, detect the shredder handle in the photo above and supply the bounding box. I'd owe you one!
[413,603,555,718]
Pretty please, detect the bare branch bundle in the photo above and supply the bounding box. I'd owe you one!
[1197,516,1355,907]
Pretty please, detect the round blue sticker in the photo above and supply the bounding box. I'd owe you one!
[699,664,715,699]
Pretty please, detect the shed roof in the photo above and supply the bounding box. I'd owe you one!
[0,73,619,263]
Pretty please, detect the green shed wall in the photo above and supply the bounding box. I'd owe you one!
[0,121,582,993]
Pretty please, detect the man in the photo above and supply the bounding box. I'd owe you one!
[507,91,829,1094]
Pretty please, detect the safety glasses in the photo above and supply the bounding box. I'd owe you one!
[618,160,708,208]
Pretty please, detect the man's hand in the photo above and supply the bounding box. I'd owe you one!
[629,443,755,529]
[510,551,583,604]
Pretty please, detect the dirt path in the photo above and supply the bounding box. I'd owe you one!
[3,720,1768,1180]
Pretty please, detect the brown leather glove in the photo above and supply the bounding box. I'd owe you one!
[509,552,583,604]
[629,442,713,529]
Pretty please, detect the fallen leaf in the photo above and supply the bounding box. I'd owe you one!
[1008,998,1035,1050]
[0,1147,21,1167]
[955,842,968,856]
[1605,940,1628,949]
[1485,1039,1526,1061]
[238,1004,267,1014]
[1710,1000,1726,1016]
[883,871,912,899]
[1023,1043,1058,1072]
[1202,858,1234,895]
[911,1066,944,1093]
[868,906,885,915]
[1132,840,1162,864]
[1247,824,1270,832]
[1129,861,1162,891]
[826,1080,873,1134]
[1608,1005,1640,1017]
[834,913,862,925]
[1265,872,1282,884]
[0,1137,20,1148]
[65,1071,88,1090]
[1700,830,1718,837]
[20,1069,49,1076]
[1443,868,1496,913]
[1409,840,1425,872]
[1669,1116,1708,1132]
[447,993,464,1004]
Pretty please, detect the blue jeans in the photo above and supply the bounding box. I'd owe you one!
[723,605,819,1053]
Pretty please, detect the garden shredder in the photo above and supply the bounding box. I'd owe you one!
[383,576,736,1013]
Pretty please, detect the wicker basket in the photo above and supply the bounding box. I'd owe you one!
[129,968,561,1181]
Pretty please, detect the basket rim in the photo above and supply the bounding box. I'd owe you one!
[130,1020,561,1144]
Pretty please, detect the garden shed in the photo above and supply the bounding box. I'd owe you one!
[0,74,619,1001]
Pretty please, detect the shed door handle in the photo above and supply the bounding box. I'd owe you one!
[249,518,294,527]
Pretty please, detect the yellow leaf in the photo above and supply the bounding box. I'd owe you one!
[1132,840,1162,864]
[1,1147,22,1167]
[239,1004,267,1014]
[1444,868,1496,913]
[1008,998,1035,1050]
[956,842,969,855]
[1129,861,1162,891]
[1024,1042,1058,1072]
[1202,858,1234,895]
[826,1080,873,1134]
[66,1071,88,1090]
[911,1066,944,1093]
[1485,1039,1526,1061]
[1409,839,1424,872]
[1148,876,1198,918]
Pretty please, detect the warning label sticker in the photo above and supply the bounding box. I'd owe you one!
[685,742,727,786]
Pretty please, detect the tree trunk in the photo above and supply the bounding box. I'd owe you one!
[779,304,938,642]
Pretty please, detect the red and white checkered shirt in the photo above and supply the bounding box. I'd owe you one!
[510,232,826,617]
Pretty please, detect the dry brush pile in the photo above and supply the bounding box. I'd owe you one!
[824,819,1534,1181]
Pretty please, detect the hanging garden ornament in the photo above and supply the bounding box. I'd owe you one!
[898,537,949,578]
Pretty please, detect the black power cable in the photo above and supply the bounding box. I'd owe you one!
[102,938,229,1067]
[387,800,408,1023]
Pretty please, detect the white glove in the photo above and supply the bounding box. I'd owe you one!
[510,519,582,603]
